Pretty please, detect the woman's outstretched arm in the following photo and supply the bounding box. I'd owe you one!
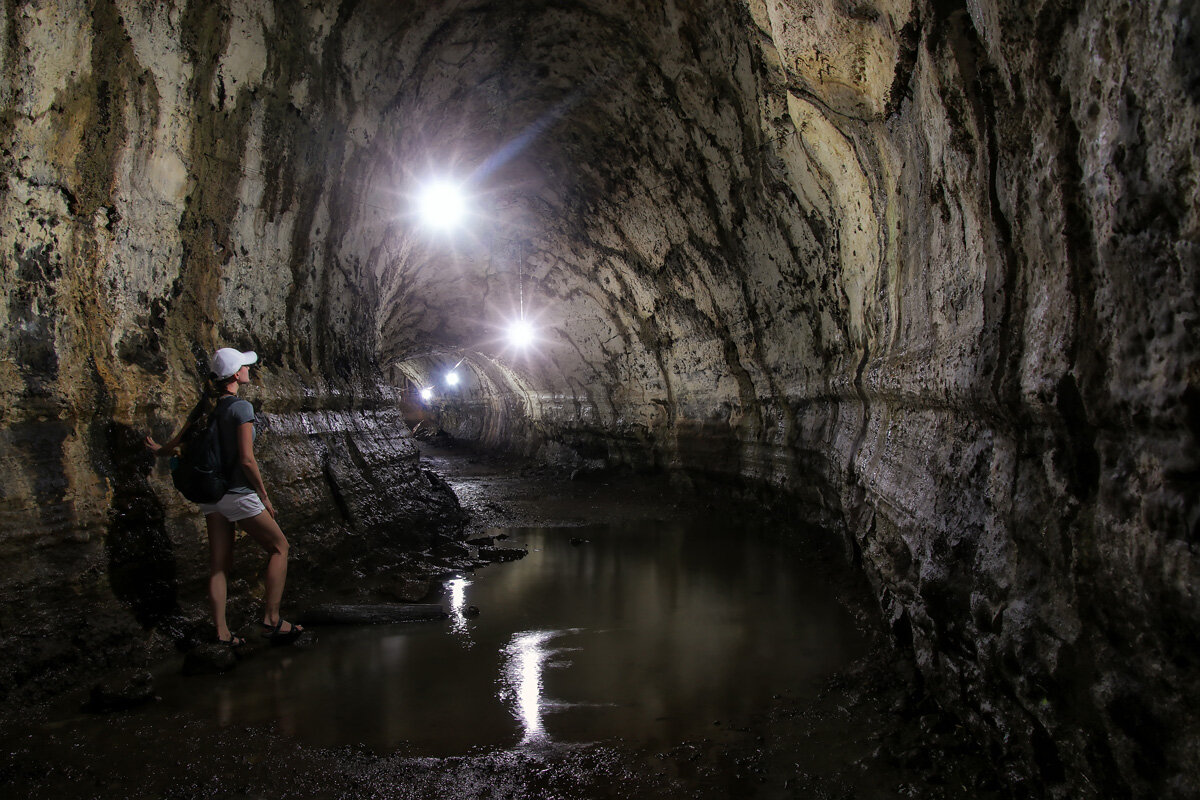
[146,396,209,456]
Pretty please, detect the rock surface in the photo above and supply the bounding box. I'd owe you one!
[298,603,448,625]
[0,1,1195,797]
[84,669,156,712]
[180,643,239,676]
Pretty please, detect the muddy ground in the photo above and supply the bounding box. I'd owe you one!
[0,440,1010,799]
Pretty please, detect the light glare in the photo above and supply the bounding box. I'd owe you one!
[445,371,460,386]
[419,387,433,402]
[508,319,535,348]
[418,180,466,229]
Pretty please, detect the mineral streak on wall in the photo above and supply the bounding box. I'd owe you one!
[0,2,1196,797]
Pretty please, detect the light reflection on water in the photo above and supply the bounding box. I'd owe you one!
[504,630,553,745]
[500,629,586,746]
[157,521,867,755]
[446,577,473,641]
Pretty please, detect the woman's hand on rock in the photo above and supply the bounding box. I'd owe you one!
[145,435,174,456]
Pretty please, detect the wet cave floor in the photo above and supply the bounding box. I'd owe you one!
[0,441,1007,799]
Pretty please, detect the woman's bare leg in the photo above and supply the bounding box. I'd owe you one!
[206,512,237,641]
[238,511,302,633]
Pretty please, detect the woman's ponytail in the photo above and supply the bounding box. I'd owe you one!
[181,374,224,434]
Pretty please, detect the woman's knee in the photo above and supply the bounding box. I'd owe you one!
[241,513,288,553]
[258,527,289,557]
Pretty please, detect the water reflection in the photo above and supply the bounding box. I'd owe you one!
[148,520,867,755]
[504,631,552,744]
[500,630,581,745]
[447,577,474,642]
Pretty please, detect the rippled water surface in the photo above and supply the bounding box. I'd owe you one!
[161,520,868,755]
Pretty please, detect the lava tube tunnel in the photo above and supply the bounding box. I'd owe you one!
[0,1,1196,798]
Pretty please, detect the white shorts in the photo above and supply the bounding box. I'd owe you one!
[199,491,266,522]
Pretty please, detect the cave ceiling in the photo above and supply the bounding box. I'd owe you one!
[324,0,879,403]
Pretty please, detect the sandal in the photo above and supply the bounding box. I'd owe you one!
[217,634,245,647]
[260,620,304,643]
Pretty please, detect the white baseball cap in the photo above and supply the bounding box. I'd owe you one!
[209,348,258,379]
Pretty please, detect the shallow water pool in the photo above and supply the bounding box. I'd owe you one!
[161,519,868,756]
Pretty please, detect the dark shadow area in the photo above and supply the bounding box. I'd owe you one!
[99,421,184,636]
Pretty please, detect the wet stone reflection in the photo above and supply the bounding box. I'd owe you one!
[155,520,867,755]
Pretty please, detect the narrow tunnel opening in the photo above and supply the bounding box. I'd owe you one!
[388,349,545,454]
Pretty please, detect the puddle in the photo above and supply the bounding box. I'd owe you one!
[149,519,868,755]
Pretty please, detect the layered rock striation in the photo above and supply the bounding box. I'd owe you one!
[0,1,1195,797]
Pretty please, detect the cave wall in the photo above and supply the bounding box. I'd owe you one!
[0,0,460,699]
[372,1,1199,796]
[755,3,1199,795]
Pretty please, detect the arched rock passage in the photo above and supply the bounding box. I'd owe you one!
[0,1,1196,796]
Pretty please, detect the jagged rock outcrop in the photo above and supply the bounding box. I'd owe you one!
[0,1,1194,797]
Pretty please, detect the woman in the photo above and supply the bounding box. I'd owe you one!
[146,348,303,646]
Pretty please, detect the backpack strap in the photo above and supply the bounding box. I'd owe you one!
[213,396,242,478]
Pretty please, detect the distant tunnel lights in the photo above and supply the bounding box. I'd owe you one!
[417,180,467,230]
[419,387,433,402]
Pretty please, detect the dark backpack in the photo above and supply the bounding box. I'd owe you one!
[170,398,233,503]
